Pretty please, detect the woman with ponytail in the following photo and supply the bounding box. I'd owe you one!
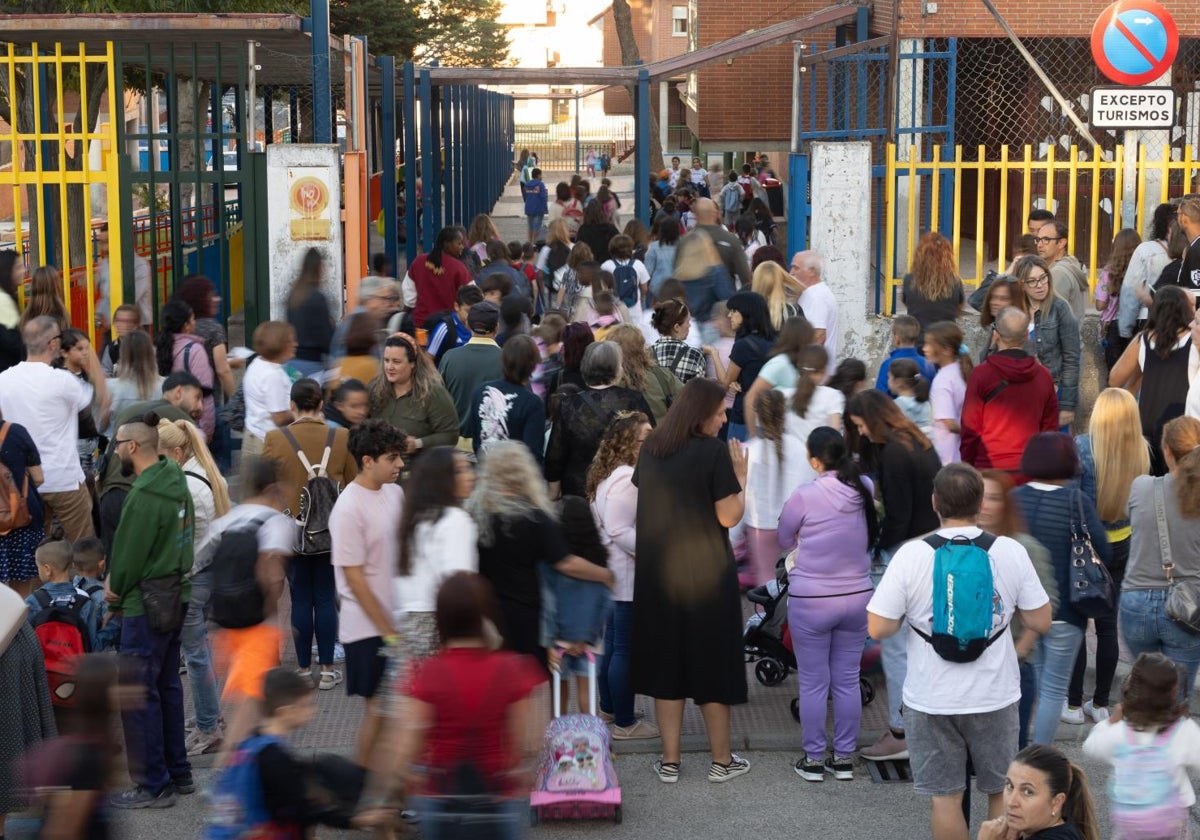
[924,321,974,465]
[778,426,878,782]
[155,299,216,439]
[978,743,1099,840]
[742,389,807,587]
[158,416,230,756]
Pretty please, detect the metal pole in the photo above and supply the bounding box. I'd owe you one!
[402,61,418,264]
[575,94,581,173]
[635,67,650,226]
[247,40,258,153]
[419,67,434,255]
[790,42,801,153]
[380,56,398,274]
[310,0,332,144]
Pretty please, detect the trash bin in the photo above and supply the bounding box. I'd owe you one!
[763,177,784,217]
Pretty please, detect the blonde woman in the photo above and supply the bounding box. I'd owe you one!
[1065,388,1150,724]
[751,261,801,332]
[674,231,734,345]
[608,324,681,424]
[158,415,231,756]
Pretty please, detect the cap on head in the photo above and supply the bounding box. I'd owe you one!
[467,301,501,334]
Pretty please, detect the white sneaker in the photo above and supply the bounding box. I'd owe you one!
[1083,700,1109,722]
[1060,703,1086,725]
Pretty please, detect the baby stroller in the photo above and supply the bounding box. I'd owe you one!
[744,571,876,722]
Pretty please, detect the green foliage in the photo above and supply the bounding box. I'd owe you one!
[331,0,510,67]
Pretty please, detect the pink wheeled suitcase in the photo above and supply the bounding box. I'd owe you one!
[529,649,622,825]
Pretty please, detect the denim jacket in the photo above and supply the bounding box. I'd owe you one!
[1032,297,1081,411]
[682,265,735,323]
[1074,434,1133,536]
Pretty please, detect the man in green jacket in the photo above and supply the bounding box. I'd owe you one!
[107,412,195,810]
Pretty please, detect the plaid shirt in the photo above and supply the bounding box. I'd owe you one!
[652,338,707,383]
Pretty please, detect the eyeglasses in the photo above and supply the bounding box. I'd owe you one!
[114,438,133,448]
[1023,274,1050,287]
[1032,236,1062,244]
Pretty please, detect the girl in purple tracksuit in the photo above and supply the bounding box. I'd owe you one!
[777,426,878,782]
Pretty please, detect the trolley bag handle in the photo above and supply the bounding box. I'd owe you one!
[550,644,598,719]
[282,426,334,480]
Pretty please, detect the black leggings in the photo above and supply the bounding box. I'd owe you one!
[1067,536,1129,709]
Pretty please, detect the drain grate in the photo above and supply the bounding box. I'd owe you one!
[865,759,912,784]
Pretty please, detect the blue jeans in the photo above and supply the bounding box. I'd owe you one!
[1032,622,1084,745]
[287,553,339,668]
[726,422,748,442]
[546,571,611,646]
[599,601,634,726]
[877,548,907,731]
[1018,659,1038,750]
[410,796,527,840]
[1120,588,1200,703]
[181,570,220,733]
[119,613,190,792]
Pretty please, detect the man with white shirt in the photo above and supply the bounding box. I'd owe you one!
[95,222,153,329]
[868,464,1051,840]
[790,250,839,376]
[0,315,106,539]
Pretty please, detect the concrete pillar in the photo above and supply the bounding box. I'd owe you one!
[810,141,876,361]
[659,80,669,153]
[894,39,925,275]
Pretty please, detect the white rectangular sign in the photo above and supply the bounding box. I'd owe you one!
[1090,87,1176,129]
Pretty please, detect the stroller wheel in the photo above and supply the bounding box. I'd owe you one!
[755,658,786,686]
[860,677,875,706]
[790,697,800,723]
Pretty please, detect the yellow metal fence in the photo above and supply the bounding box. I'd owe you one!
[2,41,122,344]
[882,143,1200,315]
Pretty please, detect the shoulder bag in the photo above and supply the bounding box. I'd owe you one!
[1154,478,1200,634]
[1068,488,1116,619]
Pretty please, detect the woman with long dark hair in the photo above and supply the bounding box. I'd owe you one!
[779,426,877,782]
[977,275,1029,361]
[707,290,776,442]
[742,315,815,437]
[1094,228,1141,369]
[576,199,620,265]
[632,377,751,784]
[543,321,594,411]
[285,248,334,379]
[845,388,940,762]
[1110,284,1197,473]
[17,265,69,333]
[155,299,216,439]
[408,226,473,328]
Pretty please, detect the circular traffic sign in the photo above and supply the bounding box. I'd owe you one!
[1091,0,1179,86]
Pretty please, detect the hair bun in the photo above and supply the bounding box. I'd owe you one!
[141,410,161,427]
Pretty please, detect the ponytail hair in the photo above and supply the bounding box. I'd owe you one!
[888,358,930,403]
[791,344,828,418]
[156,418,231,516]
[1012,745,1100,840]
[1162,416,1200,518]
[925,320,974,382]
[754,389,787,473]
[806,426,878,548]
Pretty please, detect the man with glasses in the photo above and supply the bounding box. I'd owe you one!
[1034,220,1088,320]
[0,315,106,540]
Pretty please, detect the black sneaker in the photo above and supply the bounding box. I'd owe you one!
[110,785,177,809]
[172,773,196,795]
[825,755,854,781]
[794,757,825,782]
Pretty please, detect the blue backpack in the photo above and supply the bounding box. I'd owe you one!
[1109,724,1187,840]
[911,533,1005,663]
[612,260,639,308]
[205,733,295,840]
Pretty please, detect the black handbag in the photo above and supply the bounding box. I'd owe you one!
[1154,479,1200,634]
[1067,489,1116,619]
[140,574,184,635]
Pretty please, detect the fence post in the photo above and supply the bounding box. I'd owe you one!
[380,56,398,274]
[635,67,650,226]
[309,0,332,144]
[419,67,434,255]
[402,61,418,265]
[34,53,56,266]
[787,153,808,259]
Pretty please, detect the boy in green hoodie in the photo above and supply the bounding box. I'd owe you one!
[106,411,195,810]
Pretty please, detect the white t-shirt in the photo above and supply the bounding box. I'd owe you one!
[242,358,293,441]
[866,525,1050,715]
[193,502,293,577]
[929,362,966,466]
[392,507,478,617]
[1082,717,1200,807]
[0,362,92,492]
[745,435,811,529]
[798,282,839,374]
[331,480,405,644]
[782,385,845,451]
[757,354,799,389]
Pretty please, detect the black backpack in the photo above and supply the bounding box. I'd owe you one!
[210,511,273,629]
[281,427,340,556]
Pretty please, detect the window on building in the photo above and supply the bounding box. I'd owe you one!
[672,5,687,36]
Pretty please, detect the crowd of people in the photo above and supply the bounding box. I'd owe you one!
[1,179,1199,840]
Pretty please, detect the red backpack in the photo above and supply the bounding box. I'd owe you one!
[30,587,94,706]
[0,422,31,535]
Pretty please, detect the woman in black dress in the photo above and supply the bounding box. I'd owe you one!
[631,377,751,785]
[575,199,620,265]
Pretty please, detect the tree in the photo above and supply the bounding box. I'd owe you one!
[611,0,665,174]
[331,0,511,68]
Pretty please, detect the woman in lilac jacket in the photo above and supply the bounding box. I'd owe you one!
[777,426,878,782]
